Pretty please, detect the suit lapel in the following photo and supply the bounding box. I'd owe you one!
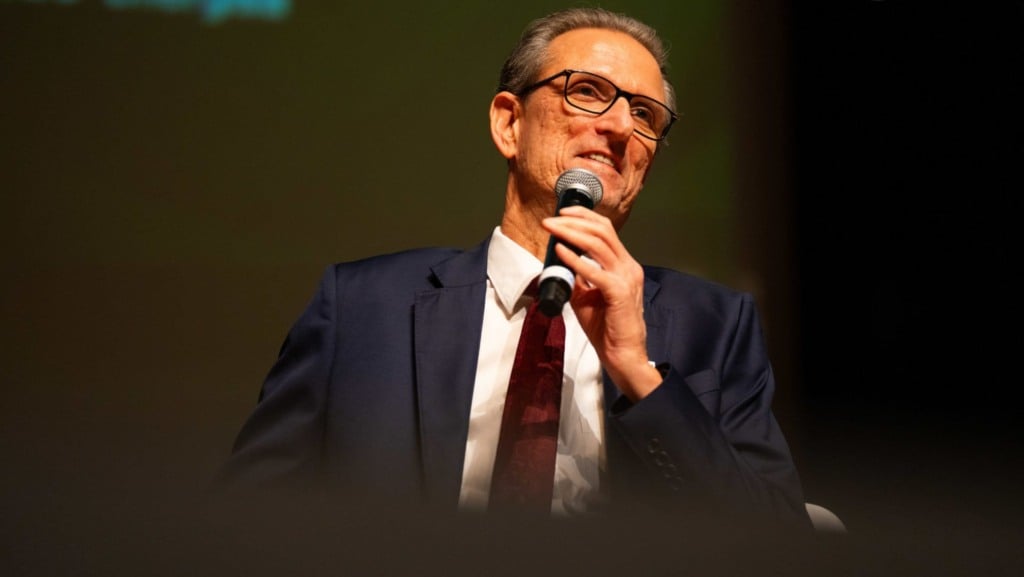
[413,239,489,506]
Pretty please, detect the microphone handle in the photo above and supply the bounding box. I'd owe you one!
[537,188,594,316]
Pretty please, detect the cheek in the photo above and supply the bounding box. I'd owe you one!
[522,114,564,155]
[627,145,656,176]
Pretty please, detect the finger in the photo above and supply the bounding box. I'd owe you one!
[544,219,627,272]
[547,207,628,255]
[554,242,612,291]
[553,206,617,238]
[558,205,608,220]
[557,205,622,242]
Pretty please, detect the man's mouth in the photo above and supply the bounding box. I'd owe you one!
[582,153,617,170]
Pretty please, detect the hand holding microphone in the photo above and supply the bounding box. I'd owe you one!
[537,168,603,317]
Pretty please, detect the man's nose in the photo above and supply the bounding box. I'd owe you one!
[595,96,635,138]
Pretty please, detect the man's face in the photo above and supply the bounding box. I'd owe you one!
[509,28,667,228]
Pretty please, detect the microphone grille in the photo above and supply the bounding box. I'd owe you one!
[555,168,603,204]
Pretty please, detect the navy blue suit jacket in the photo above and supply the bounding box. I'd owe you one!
[223,236,808,524]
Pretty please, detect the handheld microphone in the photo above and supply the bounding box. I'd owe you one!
[537,168,604,317]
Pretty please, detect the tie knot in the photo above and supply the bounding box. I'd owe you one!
[523,275,541,300]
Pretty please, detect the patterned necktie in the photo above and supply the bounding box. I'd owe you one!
[489,281,566,513]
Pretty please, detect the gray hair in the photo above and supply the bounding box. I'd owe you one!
[497,7,676,112]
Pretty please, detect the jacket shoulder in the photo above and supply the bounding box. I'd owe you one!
[326,246,464,287]
[642,265,750,309]
[335,246,464,270]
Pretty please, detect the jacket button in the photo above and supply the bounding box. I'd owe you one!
[653,452,669,467]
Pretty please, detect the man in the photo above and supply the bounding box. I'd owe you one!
[221,7,809,527]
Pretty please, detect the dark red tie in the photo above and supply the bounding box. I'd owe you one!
[489,284,566,513]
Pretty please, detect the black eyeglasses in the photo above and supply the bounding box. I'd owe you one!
[518,69,678,141]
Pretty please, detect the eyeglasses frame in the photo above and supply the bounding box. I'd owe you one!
[516,68,679,141]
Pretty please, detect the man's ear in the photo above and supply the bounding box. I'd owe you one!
[489,91,520,160]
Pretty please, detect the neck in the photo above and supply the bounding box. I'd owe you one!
[499,176,555,261]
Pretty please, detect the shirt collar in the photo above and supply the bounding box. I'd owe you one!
[486,226,543,316]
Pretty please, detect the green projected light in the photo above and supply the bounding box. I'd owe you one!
[12,0,292,24]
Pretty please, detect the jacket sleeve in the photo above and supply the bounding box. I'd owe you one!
[607,293,810,527]
[216,266,337,487]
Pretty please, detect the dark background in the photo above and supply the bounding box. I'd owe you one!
[792,0,1023,546]
[2,1,1022,575]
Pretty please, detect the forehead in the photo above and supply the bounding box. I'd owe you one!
[544,28,665,100]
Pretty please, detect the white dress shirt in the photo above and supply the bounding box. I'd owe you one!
[458,226,606,515]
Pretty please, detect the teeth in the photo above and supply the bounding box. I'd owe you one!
[585,153,614,167]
